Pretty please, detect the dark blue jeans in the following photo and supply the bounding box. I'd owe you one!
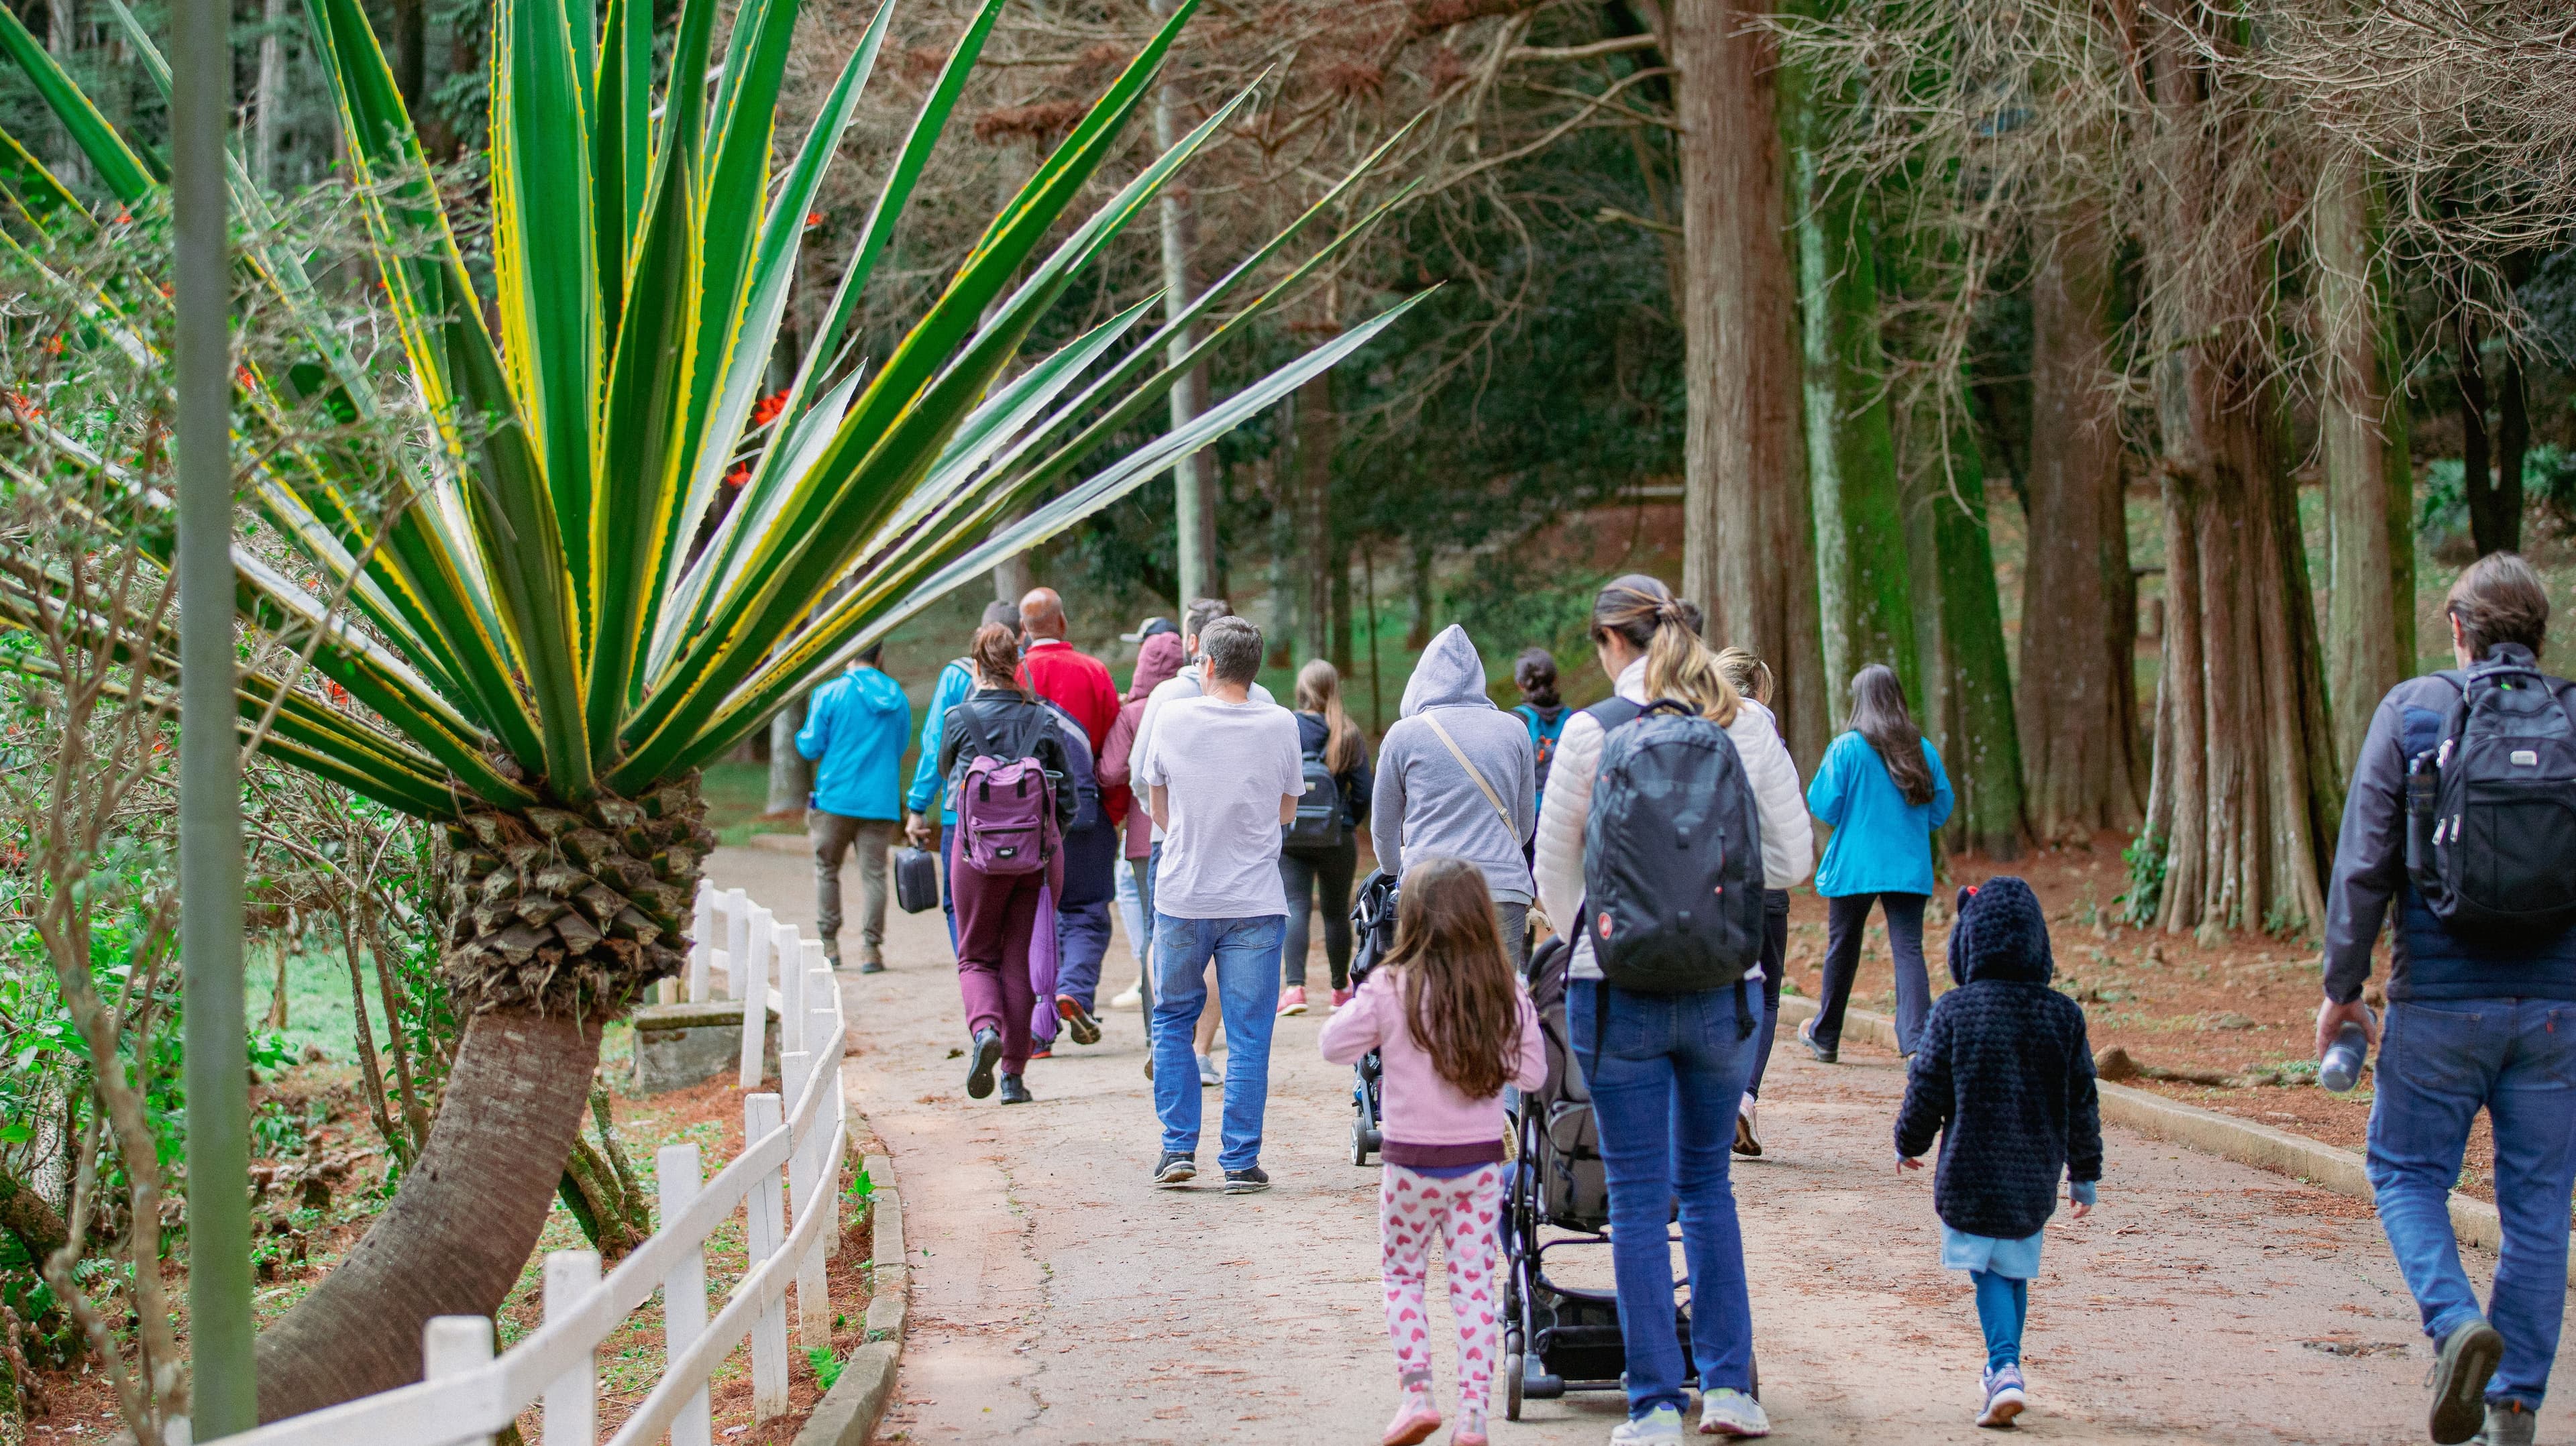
[1568,978,1762,1416]
[2368,997,2576,1409]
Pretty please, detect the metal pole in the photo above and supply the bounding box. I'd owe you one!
[174,0,254,1430]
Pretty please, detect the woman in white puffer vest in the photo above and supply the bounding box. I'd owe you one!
[1528,573,1812,1446]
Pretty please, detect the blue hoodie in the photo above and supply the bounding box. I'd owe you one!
[796,665,912,820]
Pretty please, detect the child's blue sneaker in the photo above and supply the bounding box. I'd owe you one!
[1978,1364,2027,1428]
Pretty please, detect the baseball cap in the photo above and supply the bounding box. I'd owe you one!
[1119,616,1179,643]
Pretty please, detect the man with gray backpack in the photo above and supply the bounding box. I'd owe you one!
[2321,552,2576,1446]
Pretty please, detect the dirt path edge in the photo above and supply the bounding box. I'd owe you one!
[1770,994,2544,1280]
[794,1147,909,1446]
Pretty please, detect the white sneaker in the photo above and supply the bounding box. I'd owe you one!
[1699,1389,1770,1438]
[1733,1097,1762,1158]
[1110,984,1142,1011]
[1197,1053,1221,1087]
[1611,1406,1686,1445]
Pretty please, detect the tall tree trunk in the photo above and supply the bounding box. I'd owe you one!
[2136,19,2337,939]
[1153,0,1216,602]
[390,0,427,114]
[2017,203,2143,841]
[253,0,288,190]
[766,695,810,816]
[252,1013,604,1419]
[1910,408,2028,860]
[2456,317,2510,557]
[1792,104,1917,709]
[1674,0,1825,765]
[2317,152,2414,773]
[2497,345,2528,549]
[1296,371,1336,667]
[1405,543,1435,651]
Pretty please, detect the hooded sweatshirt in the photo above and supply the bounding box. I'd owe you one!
[1099,632,1185,858]
[795,663,912,820]
[1371,626,1537,904]
[1893,877,2103,1239]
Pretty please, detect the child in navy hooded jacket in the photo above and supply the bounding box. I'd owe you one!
[1894,875,2103,1428]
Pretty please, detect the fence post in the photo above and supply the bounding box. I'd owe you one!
[422,1316,495,1446]
[777,923,806,1058]
[744,1093,792,1421]
[657,1144,714,1446]
[780,1044,826,1349]
[688,882,714,1003]
[738,905,773,1088]
[541,1251,600,1445]
[807,969,841,1260]
[723,889,751,999]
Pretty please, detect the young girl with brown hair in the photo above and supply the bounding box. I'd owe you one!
[1320,858,1546,1446]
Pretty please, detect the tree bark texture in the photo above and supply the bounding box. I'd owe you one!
[1295,372,1337,667]
[252,1011,604,1419]
[2017,203,2143,841]
[1152,0,1216,603]
[1673,0,1825,765]
[0,1166,68,1265]
[253,0,288,190]
[2456,319,2520,557]
[1913,410,2027,859]
[1792,95,1918,710]
[2316,152,2414,774]
[765,693,810,816]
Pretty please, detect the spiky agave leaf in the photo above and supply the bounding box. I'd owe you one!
[0,0,1424,1017]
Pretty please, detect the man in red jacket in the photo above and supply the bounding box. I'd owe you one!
[1016,588,1118,751]
[1015,586,1122,1049]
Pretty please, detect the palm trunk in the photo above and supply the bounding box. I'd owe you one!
[1791,80,1917,708]
[253,1009,604,1419]
[2316,152,2414,772]
[2017,202,2143,839]
[1674,0,1825,765]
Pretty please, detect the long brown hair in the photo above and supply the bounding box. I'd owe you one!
[1381,858,1523,1099]
[1847,663,1934,805]
[969,622,1026,696]
[1295,659,1364,773]
[1589,574,1738,727]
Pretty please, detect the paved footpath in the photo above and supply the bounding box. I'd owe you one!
[710,845,2576,1445]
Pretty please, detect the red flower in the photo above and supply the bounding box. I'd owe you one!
[750,390,790,427]
[41,335,62,355]
[324,681,352,708]
[804,210,824,230]
[725,463,751,489]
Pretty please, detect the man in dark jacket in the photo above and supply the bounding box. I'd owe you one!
[2320,553,2576,1446]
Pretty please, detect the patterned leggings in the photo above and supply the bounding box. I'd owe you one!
[1379,1163,1506,1424]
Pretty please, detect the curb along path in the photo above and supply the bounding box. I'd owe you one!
[708,846,2576,1444]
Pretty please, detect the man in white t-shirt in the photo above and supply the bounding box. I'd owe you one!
[1138,615,1303,1194]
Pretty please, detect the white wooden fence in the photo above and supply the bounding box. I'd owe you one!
[220,882,851,1446]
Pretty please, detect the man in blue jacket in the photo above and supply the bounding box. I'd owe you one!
[798,643,912,972]
[2321,553,2576,1446]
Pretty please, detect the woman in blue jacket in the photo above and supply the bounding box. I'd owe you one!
[1801,664,1954,1060]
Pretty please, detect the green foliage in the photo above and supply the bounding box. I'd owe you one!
[807,1343,843,1390]
[2118,829,2167,928]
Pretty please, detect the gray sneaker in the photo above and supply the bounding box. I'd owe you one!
[2477,1401,2536,1446]
[2430,1321,2506,1445]
[1699,1388,1771,1438]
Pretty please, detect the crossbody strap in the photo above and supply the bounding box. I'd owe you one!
[1421,710,1516,834]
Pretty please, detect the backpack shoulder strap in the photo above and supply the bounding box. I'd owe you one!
[1419,710,1515,834]
[1585,697,1644,732]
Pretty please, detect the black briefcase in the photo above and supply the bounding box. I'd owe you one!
[894,845,941,914]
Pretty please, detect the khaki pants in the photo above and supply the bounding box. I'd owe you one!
[811,812,899,964]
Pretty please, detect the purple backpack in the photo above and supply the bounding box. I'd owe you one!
[957,754,1057,874]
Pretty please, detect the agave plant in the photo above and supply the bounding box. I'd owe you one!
[0,0,1414,1411]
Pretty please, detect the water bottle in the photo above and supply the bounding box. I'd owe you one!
[2318,1010,2374,1093]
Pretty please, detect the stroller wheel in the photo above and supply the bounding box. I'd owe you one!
[1351,1101,1372,1166]
[1505,1351,1523,1421]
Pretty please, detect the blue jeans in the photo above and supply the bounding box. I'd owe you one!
[1150,914,1285,1171]
[2369,997,2576,1410]
[1568,978,1762,1416]
[1055,897,1112,1012]
[1972,1271,2027,1371]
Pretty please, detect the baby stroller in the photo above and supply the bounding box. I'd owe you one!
[1501,934,1756,1419]
[1345,869,1399,1166]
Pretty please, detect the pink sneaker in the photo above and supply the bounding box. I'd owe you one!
[1277,985,1309,1017]
[1332,985,1356,1008]
[1383,1403,1442,1446]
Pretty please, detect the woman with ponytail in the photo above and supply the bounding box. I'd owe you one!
[1529,575,1811,1443]
[1800,663,1954,1065]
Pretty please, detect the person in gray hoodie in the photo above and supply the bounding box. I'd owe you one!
[1372,624,1540,966]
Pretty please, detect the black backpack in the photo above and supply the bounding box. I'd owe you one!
[1580,698,1766,992]
[2407,659,2576,936]
[1282,744,1344,853]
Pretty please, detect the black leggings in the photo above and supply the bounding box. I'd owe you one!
[1746,889,1790,1099]
[1278,837,1358,989]
[1813,891,1931,1055]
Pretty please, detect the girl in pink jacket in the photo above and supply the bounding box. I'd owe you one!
[1321,858,1548,1446]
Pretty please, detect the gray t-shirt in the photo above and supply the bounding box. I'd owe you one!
[1126,664,1275,844]
[1140,693,1303,919]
